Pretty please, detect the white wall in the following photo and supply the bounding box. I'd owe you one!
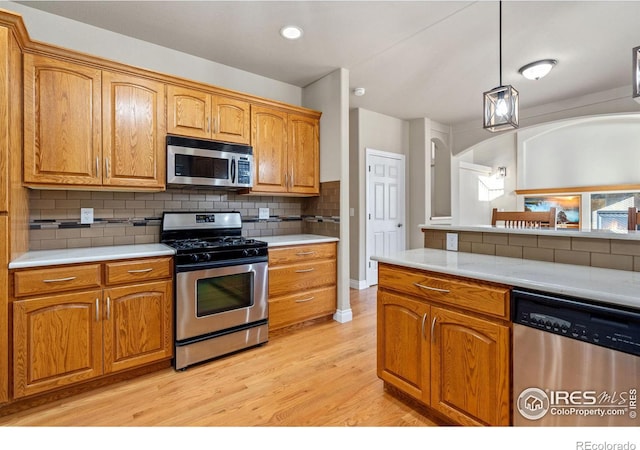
[303,69,352,321]
[451,86,640,156]
[3,1,301,105]
[452,113,640,225]
[349,108,409,286]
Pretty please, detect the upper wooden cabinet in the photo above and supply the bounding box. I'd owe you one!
[102,71,166,189]
[23,54,166,191]
[167,85,250,145]
[23,54,102,187]
[251,105,320,196]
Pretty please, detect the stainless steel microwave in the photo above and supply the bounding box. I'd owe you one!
[166,135,253,189]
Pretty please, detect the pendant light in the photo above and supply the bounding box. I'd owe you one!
[483,1,519,132]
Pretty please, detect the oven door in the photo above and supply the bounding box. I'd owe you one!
[175,260,268,342]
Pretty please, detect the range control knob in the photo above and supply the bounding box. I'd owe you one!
[243,248,258,257]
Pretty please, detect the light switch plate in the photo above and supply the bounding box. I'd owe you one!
[258,208,270,220]
[81,208,94,224]
[446,233,458,251]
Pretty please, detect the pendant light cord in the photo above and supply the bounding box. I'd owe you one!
[499,0,503,86]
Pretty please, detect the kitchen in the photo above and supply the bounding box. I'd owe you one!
[1,0,640,447]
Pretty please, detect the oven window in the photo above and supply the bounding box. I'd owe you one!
[175,154,229,179]
[196,272,254,316]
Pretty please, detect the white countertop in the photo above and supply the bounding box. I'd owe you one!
[9,244,176,269]
[258,234,339,247]
[372,248,640,311]
[420,224,640,240]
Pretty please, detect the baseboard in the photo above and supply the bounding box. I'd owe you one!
[349,279,368,290]
[333,308,353,323]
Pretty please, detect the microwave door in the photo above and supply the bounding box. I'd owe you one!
[167,146,233,187]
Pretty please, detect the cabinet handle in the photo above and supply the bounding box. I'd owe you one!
[295,296,315,303]
[214,117,219,133]
[289,171,294,188]
[95,298,99,322]
[106,296,111,320]
[127,268,153,274]
[431,316,437,344]
[295,251,316,256]
[43,276,76,283]
[284,173,288,189]
[105,158,110,179]
[295,268,315,273]
[96,157,100,176]
[207,117,211,133]
[413,282,450,294]
[421,313,428,340]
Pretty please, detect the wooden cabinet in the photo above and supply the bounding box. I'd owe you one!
[268,242,337,330]
[251,105,320,196]
[102,71,166,189]
[11,257,173,399]
[377,263,511,426]
[23,54,166,190]
[167,85,250,144]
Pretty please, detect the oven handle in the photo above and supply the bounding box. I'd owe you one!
[175,255,268,273]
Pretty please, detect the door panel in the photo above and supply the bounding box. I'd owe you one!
[102,71,166,188]
[431,306,510,426]
[166,85,210,139]
[366,150,406,286]
[103,281,173,373]
[13,291,104,398]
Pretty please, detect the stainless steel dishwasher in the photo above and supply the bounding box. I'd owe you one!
[512,288,640,426]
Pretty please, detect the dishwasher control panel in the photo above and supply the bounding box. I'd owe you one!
[512,288,640,357]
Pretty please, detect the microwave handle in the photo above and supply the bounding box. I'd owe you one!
[231,158,236,183]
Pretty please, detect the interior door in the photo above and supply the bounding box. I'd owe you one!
[366,149,406,286]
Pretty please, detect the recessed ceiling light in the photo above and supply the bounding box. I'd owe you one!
[518,59,558,80]
[280,25,303,40]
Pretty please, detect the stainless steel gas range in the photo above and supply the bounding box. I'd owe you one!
[161,211,268,370]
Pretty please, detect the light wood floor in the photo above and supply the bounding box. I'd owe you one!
[0,287,439,426]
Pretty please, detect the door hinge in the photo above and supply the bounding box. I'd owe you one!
[368,165,371,172]
[368,213,371,220]
[368,261,371,268]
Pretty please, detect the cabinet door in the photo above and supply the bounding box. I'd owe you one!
[102,71,166,189]
[103,280,173,373]
[23,54,102,186]
[0,217,7,403]
[212,96,250,144]
[377,290,430,404]
[251,105,288,193]
[288,114,319,195]
[13,290,104,398]
[430,306,511,426]
[166,85,211,139]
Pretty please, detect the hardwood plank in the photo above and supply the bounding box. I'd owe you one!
[0,287,441,426]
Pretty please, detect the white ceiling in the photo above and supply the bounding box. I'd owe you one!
[16,1,640,125]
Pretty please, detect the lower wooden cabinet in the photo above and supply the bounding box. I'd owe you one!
[11,257,173,399]
[377,263,511,426]
[268,242,337,330]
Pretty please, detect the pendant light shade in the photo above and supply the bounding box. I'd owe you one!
[483,1,519,132]
[634,45,640,102]
[483,84,519,132]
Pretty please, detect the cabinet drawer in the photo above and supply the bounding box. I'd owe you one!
[14,264,102,298]
[105,257,172,285]
[268,259,337,297]
[268,242,336,266]
[378,264,510,319]
[269,286,336,330]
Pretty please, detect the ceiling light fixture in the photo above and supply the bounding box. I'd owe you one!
[633,46,640,101]
[353,87,366,96]
[483,1,519,132]
[518,59,558,80]
[280,25,303,40]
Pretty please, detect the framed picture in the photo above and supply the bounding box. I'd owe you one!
[524,195,581,228]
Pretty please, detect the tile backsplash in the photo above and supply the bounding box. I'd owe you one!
[29,182,340,250]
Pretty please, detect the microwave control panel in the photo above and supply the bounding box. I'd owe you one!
[237,157,251,185]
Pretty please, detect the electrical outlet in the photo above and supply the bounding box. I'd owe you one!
[258,208,270,220]
[446,233,458,251]
[80,208,94,224]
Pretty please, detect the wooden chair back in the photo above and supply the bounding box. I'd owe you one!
[491,207,557,228]
[628,207,640,230]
